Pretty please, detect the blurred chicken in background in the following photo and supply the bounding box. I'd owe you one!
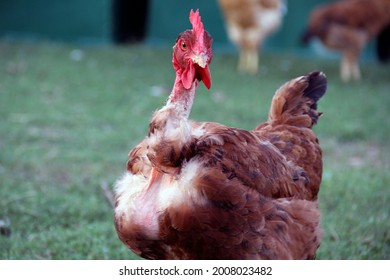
[302,0,390,82]
[218,0,286,74]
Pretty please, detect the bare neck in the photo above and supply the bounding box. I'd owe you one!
[166,75,198,119]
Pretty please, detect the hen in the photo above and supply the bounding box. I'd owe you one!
[302,0,390,82]
[114,10,326,260]
[218,0,285,74]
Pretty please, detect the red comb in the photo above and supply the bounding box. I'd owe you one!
[189,9,204,49]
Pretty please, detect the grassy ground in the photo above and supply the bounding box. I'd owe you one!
[0,40,389,259]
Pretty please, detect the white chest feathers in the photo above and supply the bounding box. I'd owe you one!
[114,160,208,239]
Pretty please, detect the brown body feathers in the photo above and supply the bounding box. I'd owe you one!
[114,10,326,260]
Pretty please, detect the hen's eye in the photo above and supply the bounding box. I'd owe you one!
[181,41,187,50]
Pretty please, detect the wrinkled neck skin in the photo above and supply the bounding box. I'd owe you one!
[146,71,198,175]
[166,74,198,120]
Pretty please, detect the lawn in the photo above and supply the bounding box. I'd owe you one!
[0,40,389,259]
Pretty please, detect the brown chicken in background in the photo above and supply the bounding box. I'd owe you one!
[218,0,285,74]
[114,10,326,260]
[302,0,390,82]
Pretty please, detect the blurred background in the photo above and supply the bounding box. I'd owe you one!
[0,0,377,56]
[0,0,389,260]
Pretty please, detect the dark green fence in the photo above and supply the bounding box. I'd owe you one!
[0,0,376,57]
[0,0,110,43]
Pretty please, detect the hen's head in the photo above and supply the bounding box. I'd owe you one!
[173,9,213,90]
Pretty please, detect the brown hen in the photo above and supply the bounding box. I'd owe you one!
[218,0,285,74]
[302,0,390,82]
[114,9,326,260]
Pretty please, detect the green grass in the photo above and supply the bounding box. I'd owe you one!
[0,40,389,259]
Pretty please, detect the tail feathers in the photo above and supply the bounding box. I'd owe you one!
[303,71,327,124]
[268,71,327,128]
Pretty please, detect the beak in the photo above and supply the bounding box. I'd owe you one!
[191,52,208,68]
[191,52,211,89]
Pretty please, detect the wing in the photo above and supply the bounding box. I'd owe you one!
[155,122,322,259]
[191,122,307,199]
